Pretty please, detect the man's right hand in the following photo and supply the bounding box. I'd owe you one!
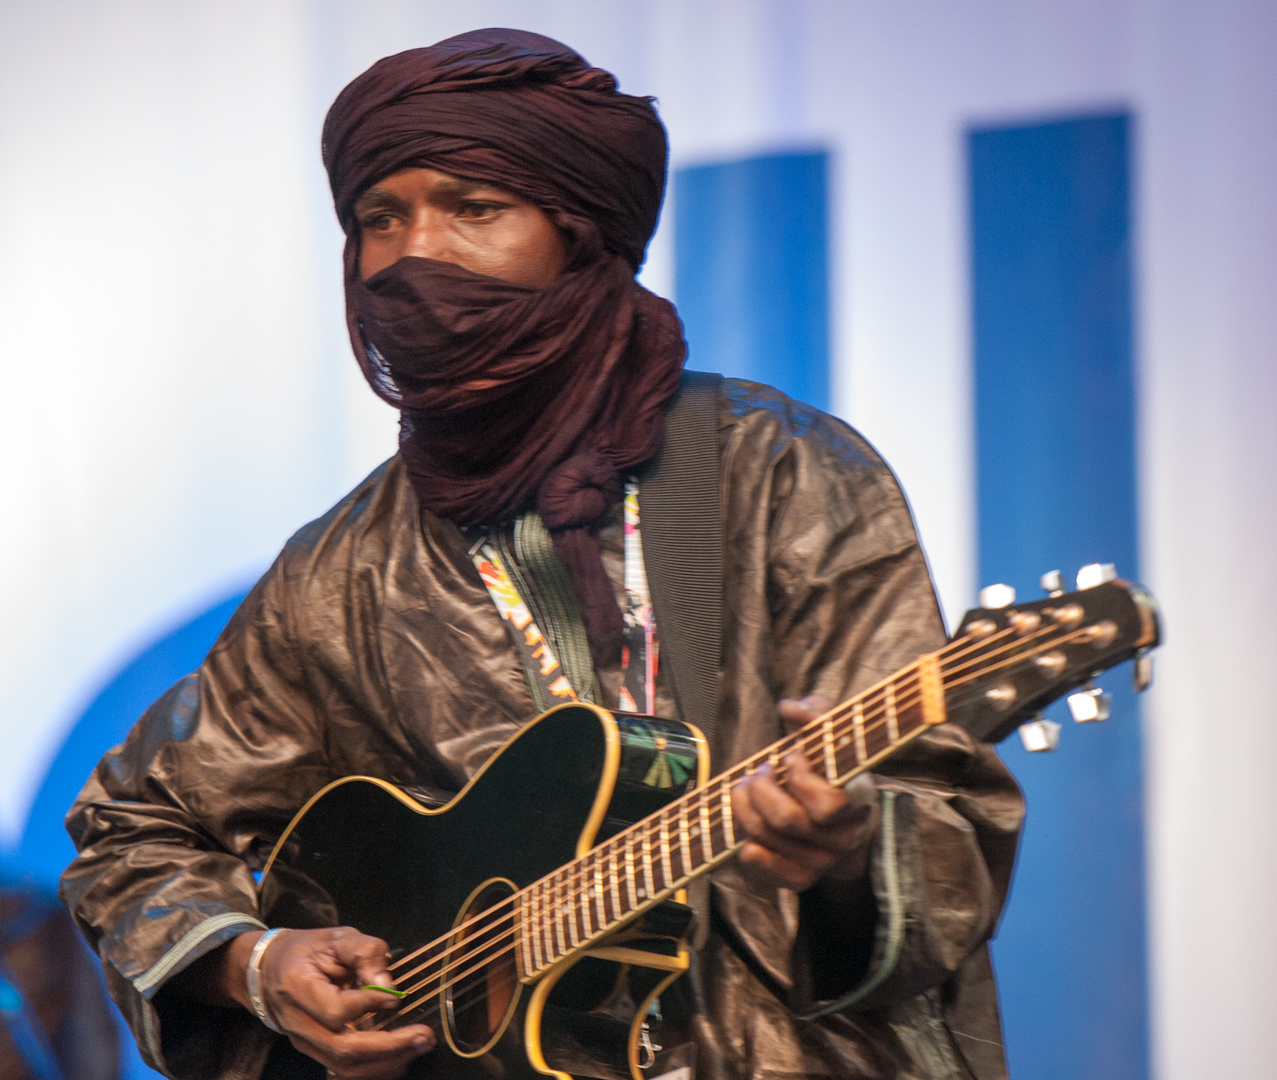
[184,927,435,1080]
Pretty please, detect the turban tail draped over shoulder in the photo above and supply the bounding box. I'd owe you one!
[322,29,686,662]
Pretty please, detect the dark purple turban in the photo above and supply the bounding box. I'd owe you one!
[322,29,687,664]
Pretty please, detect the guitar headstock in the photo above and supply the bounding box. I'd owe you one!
[945,570,1161,744]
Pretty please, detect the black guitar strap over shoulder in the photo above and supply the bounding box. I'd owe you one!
[638,370,724,764]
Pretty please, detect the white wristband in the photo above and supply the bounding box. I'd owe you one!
[245,927,286,1033]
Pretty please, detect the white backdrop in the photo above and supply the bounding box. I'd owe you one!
[1,2,1274,1075]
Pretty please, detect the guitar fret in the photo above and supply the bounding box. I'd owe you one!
[529,886,544,971]
[565,868,579,948]
[609,845,621,922]
[594,860,607,929]
[553,872,566,958]
[853,700,867,763]
[679,802,693,876]
[625,835,638,907]
[579,862,593,937]
[659,813,673,888]
[886,681,898,742]
[560,871,573,951]
[519,893,534,976]
[642,828,656,898]
[699,797,713,864]
[720,783,735,847]
[540,882,554,964]
[822,716,837,781]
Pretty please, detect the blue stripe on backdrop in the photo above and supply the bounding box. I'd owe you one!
[971,114,1145,1079]
[673,151,830,410]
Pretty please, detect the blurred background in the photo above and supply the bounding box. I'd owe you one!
[1,1,1273,1077]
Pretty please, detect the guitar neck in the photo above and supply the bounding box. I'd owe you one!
[514,653,949,979]
[514,573,1149,981]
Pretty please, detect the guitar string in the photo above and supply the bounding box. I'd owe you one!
[375,617,1085,1017]
[373,619,1094,1025]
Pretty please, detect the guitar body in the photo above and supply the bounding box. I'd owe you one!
[258,703,708,1080]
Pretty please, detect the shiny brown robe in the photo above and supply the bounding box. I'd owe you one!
[60,380,1023,1080]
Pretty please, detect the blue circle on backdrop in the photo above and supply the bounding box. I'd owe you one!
[15,588,251,1080]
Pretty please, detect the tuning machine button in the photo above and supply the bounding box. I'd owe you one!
[985,683,1018,710]
[1039,570,1064,597]
[964,619,998,640]
[1067,682,1112,722]
[1049,603,1084,628]
[1076,563,1117,590]
[1134,654,1153,692]
[979,583,1016,609]
[1034,650,1067,677]
[1019,715,1061,752]
[1008,610,1042,634]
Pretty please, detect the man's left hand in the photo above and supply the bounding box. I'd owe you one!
[731,695,880,892]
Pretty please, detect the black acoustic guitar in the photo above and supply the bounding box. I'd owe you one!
[258,577,1160,1080]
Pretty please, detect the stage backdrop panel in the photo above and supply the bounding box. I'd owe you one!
[972,113,1145,1080]
[674,151,830,411]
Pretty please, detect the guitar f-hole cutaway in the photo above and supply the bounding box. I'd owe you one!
[442,877,522,1057]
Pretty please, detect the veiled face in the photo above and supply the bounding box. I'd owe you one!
[354,167,568,287]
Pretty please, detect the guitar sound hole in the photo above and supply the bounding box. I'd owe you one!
[445,879,520,1055]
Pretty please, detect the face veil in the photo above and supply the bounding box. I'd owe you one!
[322,28,687,663]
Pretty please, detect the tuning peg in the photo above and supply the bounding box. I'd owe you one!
[1018,715,1061,752]
[1039,570,1064,597]
[979,583,1016,609]
[1076,563,1117,590]
[1067,682,1112,722]
[1134,654,1153,693]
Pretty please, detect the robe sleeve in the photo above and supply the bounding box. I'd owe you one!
[714,383,1023,1029]
[58,553,336,1080]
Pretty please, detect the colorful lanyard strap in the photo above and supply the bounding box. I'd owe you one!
[619,481,659,715]
[471,480,658,714]
[471,538,579,708]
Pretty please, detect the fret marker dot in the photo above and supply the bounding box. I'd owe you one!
[690,826,700,837]
[637,888,646,898]
[838,736,850,747]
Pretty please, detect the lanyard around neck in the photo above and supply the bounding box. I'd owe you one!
[471,480,659,714]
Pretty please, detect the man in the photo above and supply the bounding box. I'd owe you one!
[60,28,1022,1080]
[1,883,119,1080]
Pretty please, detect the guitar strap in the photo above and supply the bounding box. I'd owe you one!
[637,370,724,765]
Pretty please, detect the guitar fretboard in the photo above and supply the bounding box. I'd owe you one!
[515,654,947,979]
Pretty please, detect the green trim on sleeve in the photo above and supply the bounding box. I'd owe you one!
[132,912,267,997]
[136,1001,163,1077]
[801,790,903,1019]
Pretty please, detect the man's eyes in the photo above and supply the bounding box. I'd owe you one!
[359,212,399,232]
[356,199,510,231]
[458,201,506,219]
